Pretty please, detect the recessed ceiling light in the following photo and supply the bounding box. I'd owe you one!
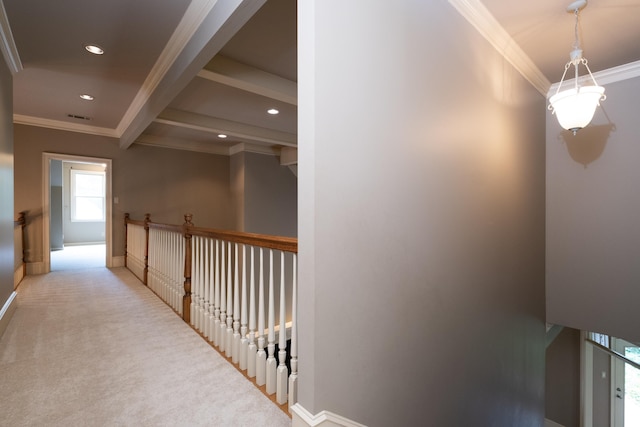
[84,44,104,55]
[218,134,227,139]
[267,108,279,115]
[80,94,94,101]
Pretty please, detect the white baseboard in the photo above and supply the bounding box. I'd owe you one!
[291,403,367,427]
[26,262,46,275]
[0,291,17,339]
[14,265,24,288]
[110,256,125,268]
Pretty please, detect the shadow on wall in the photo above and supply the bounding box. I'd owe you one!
[560,123,616,168]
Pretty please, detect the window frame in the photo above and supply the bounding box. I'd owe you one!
[70,169,106,222]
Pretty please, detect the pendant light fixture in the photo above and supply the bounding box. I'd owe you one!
[548,0,605,135]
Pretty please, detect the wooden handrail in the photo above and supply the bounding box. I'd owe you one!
[126,215,298,254]
[124,213,297,324]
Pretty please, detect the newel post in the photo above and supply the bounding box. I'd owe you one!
[124,213,130,268]
[143,213,150,285]
[183,213,194,323]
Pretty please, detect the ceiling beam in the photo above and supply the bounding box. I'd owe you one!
[198,55,297,105]
[118,0,268,150]
[134,134,231,155]
[155,108,297,147]
[0,1,22,74]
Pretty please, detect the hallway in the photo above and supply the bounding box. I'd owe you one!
[0,268,291,426]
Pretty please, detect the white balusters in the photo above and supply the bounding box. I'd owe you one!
[256,248,266,386]
[232,243,241,363]
[191,236,198,328]
[206,239,214,340]
[128,216,302,405]
[219,242,226,352]
[225,241,233,358]
[240,244,249,370]
[288,254,298,410]
[247,246,257,378]
[213,240,221,346]
[276,252,288,404]
[266,249,277,395]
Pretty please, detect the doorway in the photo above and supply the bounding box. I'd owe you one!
[43,153,113,272]
[613,338,640,427]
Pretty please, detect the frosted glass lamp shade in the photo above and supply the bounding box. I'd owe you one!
[549,85,605,133]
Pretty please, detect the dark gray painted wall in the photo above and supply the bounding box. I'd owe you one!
[0,57,13,308]
[298,1,546,425]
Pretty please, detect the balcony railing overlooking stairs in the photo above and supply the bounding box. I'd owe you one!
[124,213,298,412]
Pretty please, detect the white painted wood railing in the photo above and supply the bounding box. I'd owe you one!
[124,213,299,410]
[124,213,147,283]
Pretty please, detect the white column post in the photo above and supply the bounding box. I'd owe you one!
[288,254,298,411]
[247,246,257,378]
[232,243,241,363]
[256,248,266,386]
[266,249,277,395]
[240,244,249,370]
[225,241,234,358]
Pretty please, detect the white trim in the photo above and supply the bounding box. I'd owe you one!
[26,262,46,276]
[0,292,17,339]
[544,419,566,427]
[0,1,22,74]
[42,153,113,273]
[13,265,24,288]
[111,256,125,268]
[291,404,367,427]
[116,0,220,137]
[13,115,119,138]
[548,60,640,96]
[447,0,550,96]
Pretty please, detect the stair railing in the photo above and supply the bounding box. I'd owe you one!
[124,213,298,410]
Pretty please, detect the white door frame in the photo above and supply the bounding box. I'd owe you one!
[42,152,113,272]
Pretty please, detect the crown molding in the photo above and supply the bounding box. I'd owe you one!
[13,114,119,138]
[116,0,220,137]
[447,0,550,96]
[0,1,22,74]
[547,60,640,96]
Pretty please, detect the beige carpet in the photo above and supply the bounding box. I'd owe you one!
[0,267,291,427]
[50,244,106,271]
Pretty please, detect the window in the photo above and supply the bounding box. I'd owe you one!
[71,170,105,222]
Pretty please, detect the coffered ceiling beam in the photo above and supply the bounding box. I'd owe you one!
[118,0,268,150]
[198,55,297,105]
[155,108,297,147]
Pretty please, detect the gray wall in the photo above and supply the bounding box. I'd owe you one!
[298,1,546,426]
[244,152,296,237]
[230,151,297,237]
[0,57,13,309]
[14,124,233,263]
[546,76,640,343]
[49,160,63,250]
[545,328,581,427]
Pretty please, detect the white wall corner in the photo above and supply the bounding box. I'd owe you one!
[26,262,46,276]
[0,291,18,339]
[110,256,125,268]
[291,403,368,427]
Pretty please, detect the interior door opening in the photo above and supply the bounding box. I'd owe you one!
[43,153,113,272]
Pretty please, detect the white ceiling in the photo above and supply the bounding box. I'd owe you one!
[2,0,639,158]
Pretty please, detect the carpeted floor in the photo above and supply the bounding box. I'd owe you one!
[50,244,106,271]
[0,267,291,426]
